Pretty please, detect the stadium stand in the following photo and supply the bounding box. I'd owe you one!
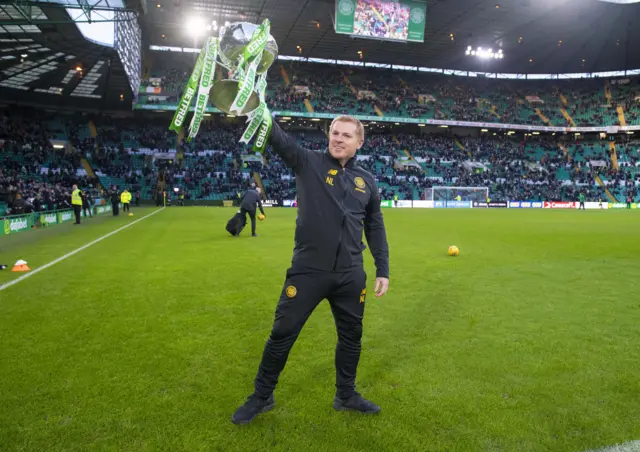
[111,55,638,205]
[2,110,639,209]
[3,60,640,213]
[136,60,640,128]
[0,109,102,216]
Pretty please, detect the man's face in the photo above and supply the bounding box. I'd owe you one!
[329,121,363,163]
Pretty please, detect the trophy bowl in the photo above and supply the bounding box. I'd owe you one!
[209,80,261,115]
[218,22,279,75]
[210,21,278,115]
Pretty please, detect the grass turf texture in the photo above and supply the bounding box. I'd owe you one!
[1,207,639,452]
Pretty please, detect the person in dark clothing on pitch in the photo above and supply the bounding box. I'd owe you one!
[82,191,92,218]
[232,115,390,425]
[111,189,120,216]
[239,186,265,237]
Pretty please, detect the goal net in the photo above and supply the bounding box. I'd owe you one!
[424,186,489,203]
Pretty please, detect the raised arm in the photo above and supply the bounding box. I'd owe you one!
[268,119,309,172]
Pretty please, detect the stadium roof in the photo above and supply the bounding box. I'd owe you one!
[143,0,640,75]
[0,2,135,111]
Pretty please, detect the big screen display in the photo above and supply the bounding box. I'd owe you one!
[335,0,426,42]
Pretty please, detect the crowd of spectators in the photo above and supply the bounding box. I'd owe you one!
[100,118,638,203]
[2,93,639,216]
[137,59,640,130]
[4,56,640,218]
[0,111,102,216]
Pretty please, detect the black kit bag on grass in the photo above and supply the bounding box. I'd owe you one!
[225,210,247,236]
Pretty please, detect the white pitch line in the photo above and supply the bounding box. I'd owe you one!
[584,441,640,452]
[0,207,165,292]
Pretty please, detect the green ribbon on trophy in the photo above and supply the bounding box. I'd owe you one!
[229,20,269,114]
[168,19,277,152]
[168,47,205,136]
[251,103,272,154]
[233,21,273,153]
[168,36,217,142]
[239,72,272,152]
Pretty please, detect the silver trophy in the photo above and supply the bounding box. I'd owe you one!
[169,19,277,145]
[209,22,279,115]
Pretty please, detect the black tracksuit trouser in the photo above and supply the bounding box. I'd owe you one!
[240,207,257,235]
[253,267,367,400]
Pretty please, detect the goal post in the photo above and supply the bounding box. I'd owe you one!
[425,186,489,202]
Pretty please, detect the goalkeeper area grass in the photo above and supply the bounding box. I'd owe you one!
[1,207,639,452]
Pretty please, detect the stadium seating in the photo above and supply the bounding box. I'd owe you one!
[0,110,105,215]
[137,59,640,128]
[3,61,640,214]
[2,108,639,207]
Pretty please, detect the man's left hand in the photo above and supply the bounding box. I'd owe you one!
[374,277,389,298]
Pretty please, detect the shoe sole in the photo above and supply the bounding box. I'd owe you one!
[333,403,380,414]
[231,402,275,425]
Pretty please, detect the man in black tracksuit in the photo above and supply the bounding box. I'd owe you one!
[239,186,265,237]
[111,189,120,216]
[232,115,390,424]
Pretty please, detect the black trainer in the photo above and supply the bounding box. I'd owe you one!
[231,394,275,425]
[333,392,380,414]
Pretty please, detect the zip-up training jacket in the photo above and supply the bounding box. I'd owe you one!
[269,121,389,278]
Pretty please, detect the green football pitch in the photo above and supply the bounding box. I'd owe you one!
[1,207,639,452]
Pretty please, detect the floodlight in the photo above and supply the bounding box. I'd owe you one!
[185,16,206,38]
[466,46,504,60]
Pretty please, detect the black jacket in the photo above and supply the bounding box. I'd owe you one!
[240,189,265,214]
[269,121,389,278]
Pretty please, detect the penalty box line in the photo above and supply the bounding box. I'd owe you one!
[0,207,165,292]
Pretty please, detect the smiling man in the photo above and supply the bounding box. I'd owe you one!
[231,115,390,424]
